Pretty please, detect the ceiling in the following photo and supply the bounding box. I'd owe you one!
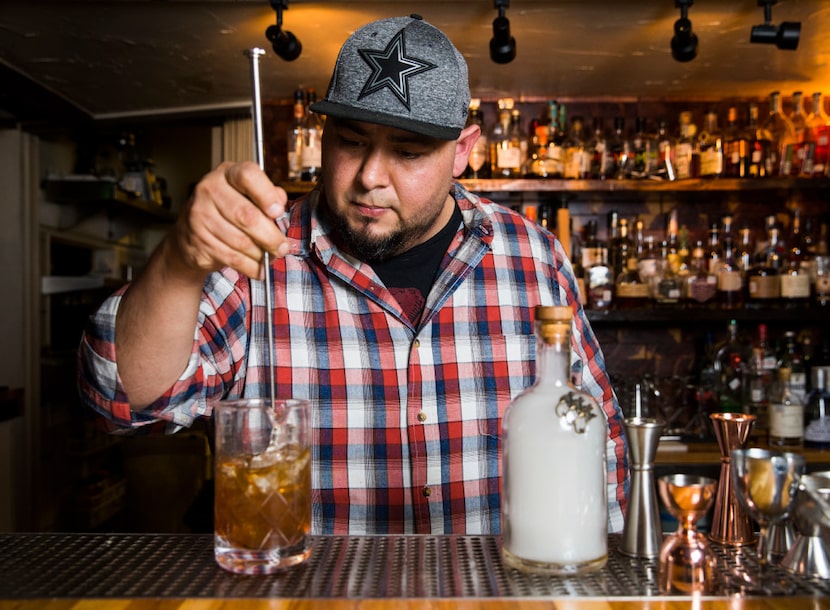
[1,0,829,128]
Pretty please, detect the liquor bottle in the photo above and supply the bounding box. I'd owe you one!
[716,231,744,310]
[713,319,749,413]
[698,111,724,178]
[803,92,830,177]
[301,88,324,182]
[814,255,830,307]
[588,117,612,180]
[542,101,565,179]
[563,116,588,179]
[637,235,660,299]
[684,240,717,308]
[511,107,528,175]
[743,323,775,441]
[745,224,782,308]
[501,305,608,574]
[778,330,808,404]
[723,106,749,178]
[286,88,305,181]
[779,210,811,308]
[465,99,490,179]
[608,117,630,180]
[746,103,770,178]
[674,111,697,180]
[782,91,807,176]
[490,98,522,178]
[654,119,676,181]
[609,215,633,282]
[705,223,722,276]
[630,116,656,179]
[586,248,614,311]
[768,368,804,447]
[804,367,830,449]
[761,91,795,177]
[615,257,651,309]
[654,240,682,307]
[580,220,606,273]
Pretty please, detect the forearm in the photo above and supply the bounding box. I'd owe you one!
[115,235,209,410]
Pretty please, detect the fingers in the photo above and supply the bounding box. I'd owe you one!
[174,161,291,278]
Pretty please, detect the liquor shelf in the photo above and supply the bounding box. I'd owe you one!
[586,305,830,325]
[656,440,830,467]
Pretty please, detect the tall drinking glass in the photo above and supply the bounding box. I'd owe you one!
[214,398,312,574]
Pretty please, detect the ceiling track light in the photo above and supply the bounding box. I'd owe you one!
[266,0,302,61]
[490,0,516,64]
[750,0,800,51]
[671,0,698,63]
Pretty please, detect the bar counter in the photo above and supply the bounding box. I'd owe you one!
[2,533,830,609]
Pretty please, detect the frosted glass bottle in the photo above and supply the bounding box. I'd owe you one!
[501,305,608,574]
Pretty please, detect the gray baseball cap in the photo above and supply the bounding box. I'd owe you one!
[310,15,470,140]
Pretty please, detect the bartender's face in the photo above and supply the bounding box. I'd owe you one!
[319,117,479,261]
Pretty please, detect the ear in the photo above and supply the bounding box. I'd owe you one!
[451,124,482,178]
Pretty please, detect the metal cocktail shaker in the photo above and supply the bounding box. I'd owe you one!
[620,417,665,558]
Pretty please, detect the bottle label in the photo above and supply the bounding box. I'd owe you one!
[496,146,522,169]
[769,403,804,438]
[748,275,779,299]
[805,418,830,443]
[615,282,650,298]
[717,270,742,291]
[688,278,716,303]
[780,274,810,298]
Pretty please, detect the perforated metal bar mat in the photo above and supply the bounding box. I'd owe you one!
[2,533,830,599]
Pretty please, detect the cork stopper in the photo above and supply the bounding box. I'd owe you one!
[535,305,572,344]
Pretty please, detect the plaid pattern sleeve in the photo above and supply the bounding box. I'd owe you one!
[78,183,628,535]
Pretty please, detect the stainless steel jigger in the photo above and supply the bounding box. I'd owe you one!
[781,471,830,579]
[620,417,665,558]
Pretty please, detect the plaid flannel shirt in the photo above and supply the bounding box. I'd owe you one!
[78,182,628,535]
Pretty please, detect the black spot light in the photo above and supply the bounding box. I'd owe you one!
[266,0,302,61]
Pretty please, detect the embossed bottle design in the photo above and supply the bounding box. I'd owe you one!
[501,305,608,574]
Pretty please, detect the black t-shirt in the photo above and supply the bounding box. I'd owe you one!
[369,204,463,324]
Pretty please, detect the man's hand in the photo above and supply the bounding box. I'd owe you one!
[171,161,290,279]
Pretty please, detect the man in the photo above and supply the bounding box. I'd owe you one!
[78,15,628,535]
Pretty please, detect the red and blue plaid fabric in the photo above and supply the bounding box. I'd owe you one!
[79,182,628,535]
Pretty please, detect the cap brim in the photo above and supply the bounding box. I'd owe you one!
[310,100,461,141]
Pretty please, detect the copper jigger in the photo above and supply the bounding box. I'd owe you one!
[708,412,756,546]
[658,473,718,594]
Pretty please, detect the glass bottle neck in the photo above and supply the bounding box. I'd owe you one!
[535,327,571,387]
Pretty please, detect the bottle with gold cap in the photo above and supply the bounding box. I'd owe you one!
[501,305,608,574]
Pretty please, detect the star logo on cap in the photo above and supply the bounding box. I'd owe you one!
[357,28,436,111]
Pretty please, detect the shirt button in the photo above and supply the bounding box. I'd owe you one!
[417,411,427,423]
[422,486,432,497]
[413,339,420,349]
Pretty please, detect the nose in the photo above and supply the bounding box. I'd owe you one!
[357,147,391,191]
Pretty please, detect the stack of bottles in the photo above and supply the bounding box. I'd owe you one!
[702,320,830,450]
[463,91,830,181]
[537,208,829,312]
[285,87,325,182]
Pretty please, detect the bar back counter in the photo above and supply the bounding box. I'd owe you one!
[2,532,830,609]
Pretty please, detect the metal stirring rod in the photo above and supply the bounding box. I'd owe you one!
[245,47,277,408]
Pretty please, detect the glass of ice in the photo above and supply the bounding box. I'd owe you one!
[213,398,312,574]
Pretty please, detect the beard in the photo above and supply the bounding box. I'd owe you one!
[318,195,441,263]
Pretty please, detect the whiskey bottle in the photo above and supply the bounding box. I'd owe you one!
[768,368,804,448]
[743,323,775,441]
[804,367,830,449]
[723,106,749,178]
[716,232,744,310]
[465,99,490,179]
[698,111,724,178]
[746,103,770,178]
[684,240,717,308]
[782,91,807,176]
[588,117,611,179]
[286,88,305,181]
[761,91,795,177]
[301,88,324,182]
[501,306,608,574]
[609,215,633,281]
[654,240,682,307]
[713,319,749,413]
[803,92,830,176]
[655,119,676,181]
[490,98,522,178]
[779,211,811,308]
[674,111,697,180]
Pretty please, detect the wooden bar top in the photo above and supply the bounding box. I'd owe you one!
[656,440,830,467]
